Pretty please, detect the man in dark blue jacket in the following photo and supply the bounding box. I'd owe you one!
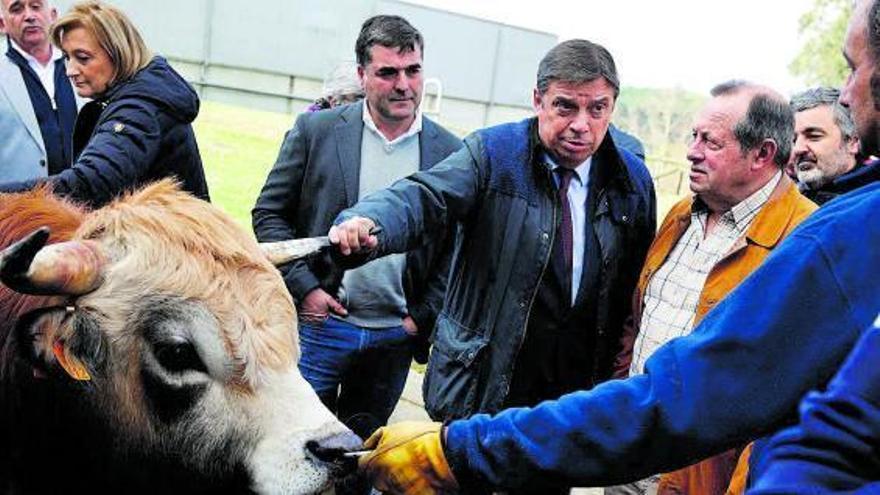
[348,2,880,493]
[332,38,656,436]
[790,86,873,205]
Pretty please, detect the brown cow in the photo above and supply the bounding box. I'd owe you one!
[0,181,361,494]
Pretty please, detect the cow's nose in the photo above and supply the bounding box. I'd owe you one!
[305,429,365,476]
[316,429,364,452]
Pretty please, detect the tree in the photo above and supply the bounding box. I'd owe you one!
[615,87,704,166]
[790,0,852,86]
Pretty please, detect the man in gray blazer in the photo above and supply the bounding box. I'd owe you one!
[1,0,82,181]
[252,15,461,439]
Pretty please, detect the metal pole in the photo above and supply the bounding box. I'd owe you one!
[198,0,215,98]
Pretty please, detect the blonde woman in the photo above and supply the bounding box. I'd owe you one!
[0,0,209,207]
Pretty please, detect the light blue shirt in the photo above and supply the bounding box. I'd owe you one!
[546,154,592,305]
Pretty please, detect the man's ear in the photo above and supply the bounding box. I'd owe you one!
[847,135,861,156]
[532,88,542,113]
[49,7,57,23]
[357,64,366,88]
[753,139,779,170]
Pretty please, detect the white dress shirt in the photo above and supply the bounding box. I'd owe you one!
[546,154,593,305]
[10,39,63,109]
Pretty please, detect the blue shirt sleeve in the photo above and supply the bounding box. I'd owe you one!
[748,322,880,494]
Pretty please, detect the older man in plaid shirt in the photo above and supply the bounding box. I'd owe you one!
[607,80,818,495]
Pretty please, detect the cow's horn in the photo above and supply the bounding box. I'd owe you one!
[0,227,107,295]
[259,238,327,266]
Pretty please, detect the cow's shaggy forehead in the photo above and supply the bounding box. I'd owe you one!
[76,181,297,389]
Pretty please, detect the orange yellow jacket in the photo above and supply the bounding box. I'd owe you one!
[613,175,817,495]
[614,175,816,378]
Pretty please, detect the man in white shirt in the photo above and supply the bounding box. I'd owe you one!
[0,0,80,181]
[252,15,461,447]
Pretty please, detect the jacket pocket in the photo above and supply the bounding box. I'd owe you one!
[422,313,488,421]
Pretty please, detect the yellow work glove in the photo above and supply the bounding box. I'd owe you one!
[358,421,459,495]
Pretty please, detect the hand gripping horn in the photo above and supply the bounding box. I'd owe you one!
[0,227,107,296]
[259,227,383,266]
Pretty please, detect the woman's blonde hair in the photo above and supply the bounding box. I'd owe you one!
[51,1,153,88]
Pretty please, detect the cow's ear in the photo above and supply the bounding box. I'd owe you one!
[17,307,106,382]
[55,308,107,382]
[52,339,91,381]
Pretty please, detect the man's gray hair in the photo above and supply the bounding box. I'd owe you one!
[791,87,857,141]
[536,39,619,98]
[322,61,364,101]
[710,80,795,169]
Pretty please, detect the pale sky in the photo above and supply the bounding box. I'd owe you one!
[407,0,830,96]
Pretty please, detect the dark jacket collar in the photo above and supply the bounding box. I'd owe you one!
[337,100,364,124]
[5,36,17,63]
[333,102,366,206]
[830,158,880,193]
[527,117,637,193]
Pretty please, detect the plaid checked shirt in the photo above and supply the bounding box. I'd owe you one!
[630,172,782,375]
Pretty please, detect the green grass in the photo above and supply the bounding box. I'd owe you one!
[193,101,294,232]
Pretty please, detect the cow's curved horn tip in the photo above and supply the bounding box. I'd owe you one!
[0,227,51,271]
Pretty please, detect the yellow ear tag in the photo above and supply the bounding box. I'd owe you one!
[52,340,91,381]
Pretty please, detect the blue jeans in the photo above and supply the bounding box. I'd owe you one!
[298,316,413,438]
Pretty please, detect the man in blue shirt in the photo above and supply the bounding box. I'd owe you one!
[746,1,880,491]
[747,319,880,494]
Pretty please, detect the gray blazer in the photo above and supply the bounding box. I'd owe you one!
[0,52,85,181]
[252,101,462,345]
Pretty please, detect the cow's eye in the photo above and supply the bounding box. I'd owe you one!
[153,342,207,374]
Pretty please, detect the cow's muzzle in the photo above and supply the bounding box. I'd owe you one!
[305,429,364,477]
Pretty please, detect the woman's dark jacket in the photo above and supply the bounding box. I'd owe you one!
[56,56,209,207]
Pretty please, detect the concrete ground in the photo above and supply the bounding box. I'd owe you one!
[388,369,603,495]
